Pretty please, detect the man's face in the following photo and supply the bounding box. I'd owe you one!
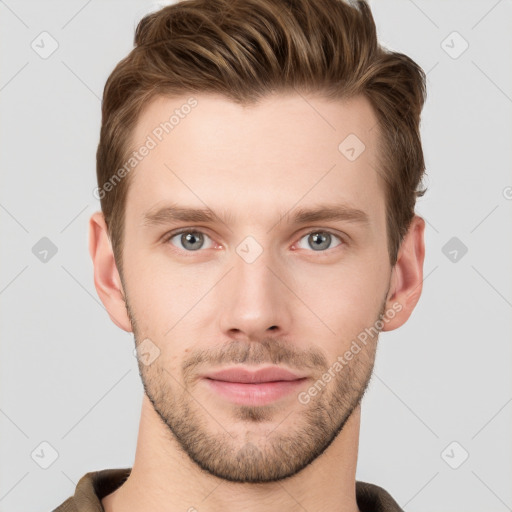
[120,92,393,483]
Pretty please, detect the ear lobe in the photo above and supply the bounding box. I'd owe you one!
[88,211,133,332]
[382,215,426,332]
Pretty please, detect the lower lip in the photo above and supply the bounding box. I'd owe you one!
[203,378,308,406]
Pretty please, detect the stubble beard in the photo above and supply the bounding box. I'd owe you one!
[126,296,385,483]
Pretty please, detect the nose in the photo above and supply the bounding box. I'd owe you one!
[217,247,293,341]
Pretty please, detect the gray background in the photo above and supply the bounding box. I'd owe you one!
[0,0,511,510]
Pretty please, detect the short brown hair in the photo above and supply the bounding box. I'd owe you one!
[96,0,427,276]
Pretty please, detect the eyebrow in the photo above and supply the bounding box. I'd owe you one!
[142,202,370,229]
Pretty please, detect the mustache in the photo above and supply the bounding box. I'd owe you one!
[182,338,328,380]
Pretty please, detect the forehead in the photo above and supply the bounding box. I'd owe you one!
[125,91,384,228]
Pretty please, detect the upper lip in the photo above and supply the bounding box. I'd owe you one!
[203,366,307,384]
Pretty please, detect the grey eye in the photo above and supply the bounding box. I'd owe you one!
[297,231,342,252]
[169,231,213,251]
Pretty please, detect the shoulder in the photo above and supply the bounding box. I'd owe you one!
[356,480,404,512]
[52,468,132,512]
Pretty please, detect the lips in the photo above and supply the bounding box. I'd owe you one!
[203,366,306,384]
[201,366,309,406]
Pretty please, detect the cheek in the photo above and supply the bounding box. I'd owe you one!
[124,252,216,350]
[290,257,387,340]
[122,260,171,334]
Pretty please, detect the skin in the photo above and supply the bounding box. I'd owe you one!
[89,91,425,512]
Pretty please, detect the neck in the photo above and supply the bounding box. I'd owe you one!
[102,394,361,512]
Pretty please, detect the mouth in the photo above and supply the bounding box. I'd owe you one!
[201,366,309,406]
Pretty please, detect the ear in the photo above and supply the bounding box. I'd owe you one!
[382,215,426,332]
[88,211,132,332]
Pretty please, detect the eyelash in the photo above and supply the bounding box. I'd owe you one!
[162,228,346,254]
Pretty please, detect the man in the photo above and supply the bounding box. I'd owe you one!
[54,0,427,510]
